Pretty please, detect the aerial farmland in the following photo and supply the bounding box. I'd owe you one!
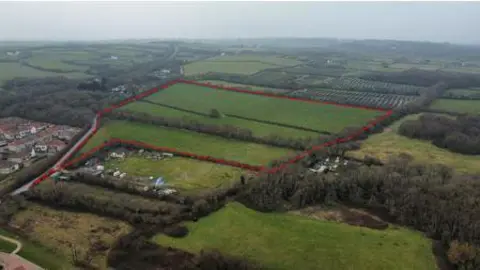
[2,37,478,270]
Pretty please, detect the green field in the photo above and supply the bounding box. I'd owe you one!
[0,229,71,269]
[429,99,480,114]
[81,120,293,165]
[199,80,291,94]
[184,61,276,76]
[155,202,436,270]
[106,156,244,192]
[184,54,300,76]
[122,101,319,139]
[27,55,87,71]
[0,62,89,84]
[349,114,480,174]
[144,83,381,133]
[443,88,480,96]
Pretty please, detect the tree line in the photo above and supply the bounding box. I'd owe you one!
[398,113,480,155]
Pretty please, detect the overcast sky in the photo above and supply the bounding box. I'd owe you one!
[1,1,479,44]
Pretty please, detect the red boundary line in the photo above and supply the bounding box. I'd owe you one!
[28,79,393,188]
[61,138,264,172]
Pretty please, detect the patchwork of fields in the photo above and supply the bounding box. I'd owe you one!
[183,55,301,76]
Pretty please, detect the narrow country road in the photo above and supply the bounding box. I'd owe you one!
[11,115,99,196]
[0,234,22,254]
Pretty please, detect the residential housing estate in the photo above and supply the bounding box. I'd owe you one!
[0,117,81,175]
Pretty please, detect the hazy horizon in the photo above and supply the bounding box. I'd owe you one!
[1,1,480,45]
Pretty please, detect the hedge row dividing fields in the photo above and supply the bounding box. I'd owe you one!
[316,77,425,95]
[290,88,417,109]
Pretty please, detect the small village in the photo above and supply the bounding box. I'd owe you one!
[0,117,81,175]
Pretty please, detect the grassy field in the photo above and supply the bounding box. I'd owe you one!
[26,50,92,71]
[106,155,244,192]
[184,54,300,76]
[0,228,71,269]
[154,202,436,270]
[429,99,480,114]
[207,55,301,66]
[199,80,292,94]
[144,83,382,133]
[10,204,131,269]
[122,101,320,139]
[443,88,480,96]
[0,62,89,84]
[184,61,276,75]
[81,120,293,165]
[349,114,480,174]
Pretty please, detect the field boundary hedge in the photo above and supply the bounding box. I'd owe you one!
[23,79,393,190]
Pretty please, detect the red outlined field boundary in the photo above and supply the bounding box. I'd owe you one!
[28,79,393,188]
[62,138,264,172]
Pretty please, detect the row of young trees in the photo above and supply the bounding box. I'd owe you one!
[398,113,480,155]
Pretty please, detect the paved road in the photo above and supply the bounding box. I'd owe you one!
[0,234,22,254]
[11,115,99,196]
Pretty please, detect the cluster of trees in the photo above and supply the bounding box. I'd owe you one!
[237,155,480,269]
[398,114,480,155]
[110,110,330,151]
[77,77,107,91]
[0,77,119,127]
